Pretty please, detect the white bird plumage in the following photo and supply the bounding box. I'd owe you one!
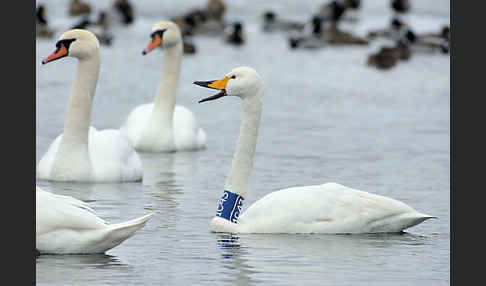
[194,66,435,234]
[37,29,143,182]
[36,186,152,254]
[120,21,206,152]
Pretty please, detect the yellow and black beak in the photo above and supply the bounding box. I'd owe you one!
[42,39,73,64]
[142,30,164,55]
[193,77,230,103]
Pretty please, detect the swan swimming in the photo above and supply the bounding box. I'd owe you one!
[36,186,152,254]
[194,66,435,234]
[37,29,143,182]
[120,21,206,152]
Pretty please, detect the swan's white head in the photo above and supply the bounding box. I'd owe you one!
[42,29,100,64]
[194,66,262,103]
[142,21,182,55]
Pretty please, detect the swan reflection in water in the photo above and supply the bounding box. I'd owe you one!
[214,232,434,284]
[215,233,260,285]
[36,253,126,268]
[36,253,133,282]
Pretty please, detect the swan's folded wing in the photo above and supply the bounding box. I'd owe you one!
[238,183,419,233]
[36,188,108,236]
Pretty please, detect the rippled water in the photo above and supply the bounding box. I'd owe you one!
[36,0,450,285]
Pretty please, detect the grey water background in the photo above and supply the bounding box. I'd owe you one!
[36,0,450,285]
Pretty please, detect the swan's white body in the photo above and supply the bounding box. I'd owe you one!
[121,103,206,152]
[195,66,435,234]
[120,21,206,152]
[212,183,434,234]
[37,29,143,182]
[37,127,143,182]
[36,186,152,254]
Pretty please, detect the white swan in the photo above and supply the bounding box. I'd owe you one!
[37,29,143,182]
[194,66,436,234]
[120,21,206,152]
[36,186,152,254]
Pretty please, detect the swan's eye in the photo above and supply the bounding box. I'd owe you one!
[231,75,236,79]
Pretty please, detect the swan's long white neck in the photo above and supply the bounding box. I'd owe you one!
[137,42,182,151]
[51,53,100,180]
[139,43,182,150]
[153,43,182,126]
[212,88,262,229]
[224,92,262,199]
[63,55,99,142]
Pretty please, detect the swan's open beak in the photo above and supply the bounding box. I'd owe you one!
[142,33,162,55]
[194,77,230,103]
[42,43,68,64]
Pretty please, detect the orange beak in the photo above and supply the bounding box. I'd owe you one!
[194,77,231,103]
[42,44,68,64]
[194,77,230,90]
[142,33,162,55]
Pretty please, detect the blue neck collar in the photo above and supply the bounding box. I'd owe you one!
[216,190,244,223]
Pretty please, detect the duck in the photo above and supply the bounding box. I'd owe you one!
[289,16,368,49]
[318,0,346,27]
[36,186,152,254]
[320,0,361,24]
[182,7,225,36]
[206,0,226,22]
[262,10,305,33]
[120,21,206,152]
[402,29,449,54]
[37,29,143,182]
[367,39,412,70]
[68,0,91,17]
[367,17,408,41]
[193,66,435,234]
[170,16,199,55]
[393,40,412,60]
[327,25,369,45]
[182,34,197,54]
[391,0,411,14]
[71,12,114,46]
[419,25,450,43]
[113,0,135,25]
[344,0,361,10]
[36,5,55,39]
[225,22,245,46]
[367,46,400,70]
[289,16,328,49]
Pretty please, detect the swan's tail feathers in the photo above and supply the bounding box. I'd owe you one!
[401,212,437,231]
[102,213,153,251]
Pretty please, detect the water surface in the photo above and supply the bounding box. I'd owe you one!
[36,0,450,285]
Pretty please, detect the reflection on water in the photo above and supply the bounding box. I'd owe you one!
[36,0,449,284]
[211,232,439,285]
[37,253,126,269]
[216,233,261,286]
[36,253,135,285]
[36,180,146,203]
[216,233,243,259]
[139,152,177,188]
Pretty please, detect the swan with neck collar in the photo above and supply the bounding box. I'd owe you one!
[36,186,152,254]
[37,29,143,182]
[120,21,206,152]
[194,66,435,234]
